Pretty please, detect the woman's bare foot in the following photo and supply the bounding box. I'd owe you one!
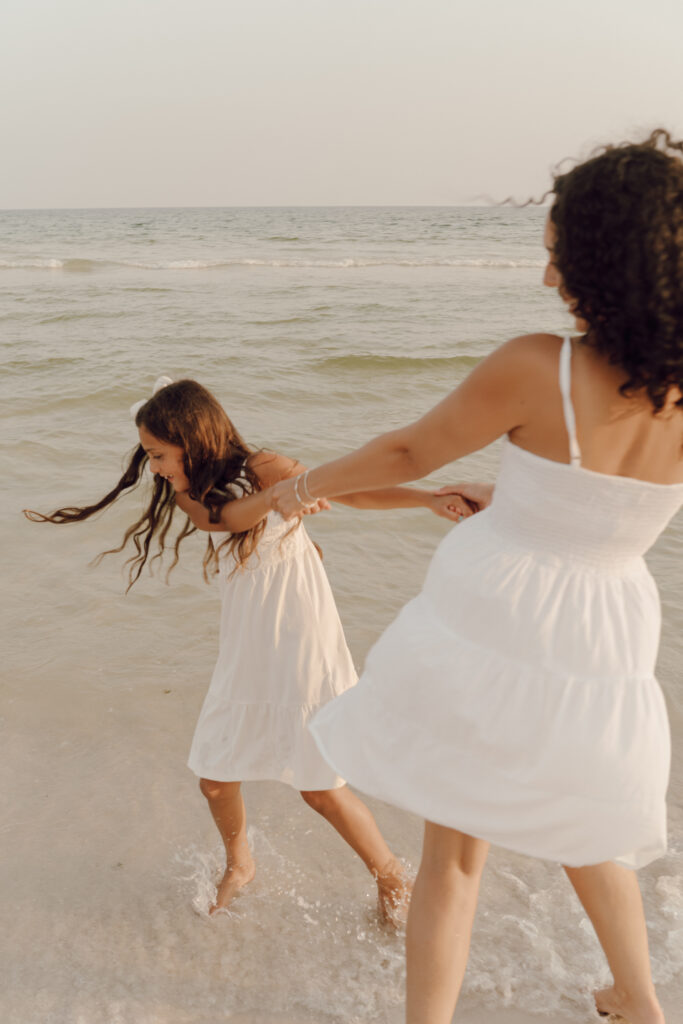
[594,985,666,1024]
[209,858,256,914]
[376,858,412,928]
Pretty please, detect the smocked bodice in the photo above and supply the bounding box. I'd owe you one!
[489,441,683,569]
[211,512,309,574]
[486,335,683,569]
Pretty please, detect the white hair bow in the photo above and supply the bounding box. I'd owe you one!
[130,375,174,419]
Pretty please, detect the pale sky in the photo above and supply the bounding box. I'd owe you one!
[2,0,682,208]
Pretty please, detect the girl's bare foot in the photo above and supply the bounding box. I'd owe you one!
[376,858,412,928]
[594,985,666,1024]
[209,858,256,914]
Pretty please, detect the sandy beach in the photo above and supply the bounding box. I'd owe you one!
[4,636,682,1024]
[3,205,682,1022]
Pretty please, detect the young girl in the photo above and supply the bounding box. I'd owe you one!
[26,378,471,919]
[269,130,683,1024]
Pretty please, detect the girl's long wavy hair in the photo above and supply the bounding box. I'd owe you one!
[24,379,267,588]
[548,128,683,411]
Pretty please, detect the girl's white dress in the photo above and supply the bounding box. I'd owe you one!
[188,513,356,790]
[311,337,683,868]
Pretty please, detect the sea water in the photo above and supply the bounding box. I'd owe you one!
[1,206,682,1023]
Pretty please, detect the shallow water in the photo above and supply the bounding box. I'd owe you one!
[2,206,682,1022]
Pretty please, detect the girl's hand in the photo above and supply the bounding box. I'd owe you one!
[433,482,494,513]
[428,492,475,522]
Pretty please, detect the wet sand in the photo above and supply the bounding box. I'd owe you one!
[4,648,682,1024]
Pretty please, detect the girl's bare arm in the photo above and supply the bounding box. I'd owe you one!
[332,487,472,520]
[174,449,476,532]
[173,487,274,533]
[173,451,329,532]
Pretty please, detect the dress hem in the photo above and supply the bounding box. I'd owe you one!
[309,726,666,871]
[187,758,346,791]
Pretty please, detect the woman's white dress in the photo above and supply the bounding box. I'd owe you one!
[311,337,683,868]
[188,513,356,790]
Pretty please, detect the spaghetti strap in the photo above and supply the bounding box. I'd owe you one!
[559,335,582,467]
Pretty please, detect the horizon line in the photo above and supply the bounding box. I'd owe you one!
[0,200,549,213]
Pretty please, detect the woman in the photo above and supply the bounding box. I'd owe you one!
[270,130,683,1024]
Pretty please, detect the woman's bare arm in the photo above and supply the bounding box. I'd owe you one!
[271,335,547,516]
[254,451,473,520]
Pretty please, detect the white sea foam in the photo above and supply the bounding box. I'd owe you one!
[0,257,64,268]
[0,256,545,270]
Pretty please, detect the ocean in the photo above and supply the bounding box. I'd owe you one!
[2,206,682,1023]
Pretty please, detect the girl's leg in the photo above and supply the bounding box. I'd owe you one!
[405,822,489,1024]
[199,778,255,912]
[563,862,665,1024]
[300,785,409,922]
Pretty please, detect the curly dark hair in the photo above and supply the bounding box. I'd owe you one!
[548,128,683,410]
[24,380,268,588]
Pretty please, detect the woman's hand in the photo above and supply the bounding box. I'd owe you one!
[433,482,494,513]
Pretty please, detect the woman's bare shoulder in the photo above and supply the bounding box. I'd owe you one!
[497,332,564,361]
[461,333,565,396]
[479,333,566,386]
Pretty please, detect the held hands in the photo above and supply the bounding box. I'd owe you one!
[268,472,495,523]
[300,498,331,516]
[433,482,495,514]
[270,475,320,520]
[428,492,475,521]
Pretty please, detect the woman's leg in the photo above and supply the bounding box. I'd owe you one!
[199,778,255,912]
[564,862,665,1024]
[300,785,410,922]
[405,822,490,1024]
